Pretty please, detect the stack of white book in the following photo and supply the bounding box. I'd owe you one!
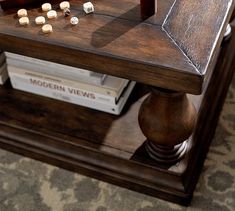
[6,52,135,115]
[0,51,8,84]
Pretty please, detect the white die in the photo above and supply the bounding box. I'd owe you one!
[83,2,94,14]
[70,17,79,25]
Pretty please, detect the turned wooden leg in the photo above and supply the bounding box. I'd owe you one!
[138,87,197,164]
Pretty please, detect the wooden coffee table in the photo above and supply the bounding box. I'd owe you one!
[0,0,234,205]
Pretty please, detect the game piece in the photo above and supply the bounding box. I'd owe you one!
[70,17,79,25]
[19,17,29,25]
[63,8,71,17]
[60,1,70,10]
[42,24,53,33]
[47,10,57,19]
[42,3,52,12]
[35,16,46,25]
[17,9,27,18]
[83,2,94,14]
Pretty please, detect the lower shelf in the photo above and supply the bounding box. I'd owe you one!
[0,27,235,205]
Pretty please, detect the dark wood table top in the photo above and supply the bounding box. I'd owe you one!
[0,0,234,94]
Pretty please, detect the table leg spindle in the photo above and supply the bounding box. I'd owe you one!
[138,87,197,165]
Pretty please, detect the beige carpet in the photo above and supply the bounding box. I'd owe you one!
[0,76,235,211]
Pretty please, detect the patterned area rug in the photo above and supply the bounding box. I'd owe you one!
[0,76,235,211]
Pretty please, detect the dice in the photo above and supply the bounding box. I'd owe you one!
[63,8,71,17]
[70,17,79,25]
[83,2,94,14]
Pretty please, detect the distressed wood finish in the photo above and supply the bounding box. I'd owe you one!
[0,24,234,204]
[0,0,234,205]
[0,0,234,94]
[163,0,233,75]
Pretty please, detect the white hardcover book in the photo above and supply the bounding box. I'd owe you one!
[8,65,129,100]
[10,74,136,115]
[5,52,106,85]
[0,64,8,85]
[0,52,5,66]
[8,70,124,105]
[6,52,91,76]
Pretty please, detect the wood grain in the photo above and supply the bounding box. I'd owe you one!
[0,1,234,205]
[164,0,234,74]
[0,26,234,204]
[138,89,197,164]
[0,84,146,158]
[183,22,235,197]
[0,0,233,94]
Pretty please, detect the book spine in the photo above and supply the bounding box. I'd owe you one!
[7,58,105,85]
[8,65,120,97]
[9,75,124,115]
[9,72,117,105]
[7,56,105,85]
[6,52,92,77]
